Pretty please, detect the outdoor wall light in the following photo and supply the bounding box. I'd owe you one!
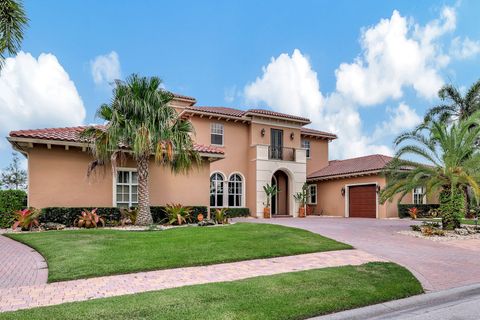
[261,128,266,137]
[341,187,345,196]
[290,132,295,140]
[376,185,381,193]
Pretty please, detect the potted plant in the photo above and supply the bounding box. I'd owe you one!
[294,183,309,218]
[263,183,279,218]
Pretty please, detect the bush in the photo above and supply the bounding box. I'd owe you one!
[209,207,250,218]
[398,204,440,218]
[41,206,208,226]
[0,189,27,228]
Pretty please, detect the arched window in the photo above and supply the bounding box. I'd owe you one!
[228,174,243,207]
[210,173,224,207]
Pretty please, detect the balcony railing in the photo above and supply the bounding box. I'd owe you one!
[268,146,295,161]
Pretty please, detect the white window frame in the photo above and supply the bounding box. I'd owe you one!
[210,172,225,208]
[302,139,311,159]
[413,186,426,205]
[211,123,224,146]
[228,173,244,207]
[113,168,138,207]
[308,184,317,205]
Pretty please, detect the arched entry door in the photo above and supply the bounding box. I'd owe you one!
[271,170,289,216]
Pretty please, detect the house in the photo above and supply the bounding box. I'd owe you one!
[7,93,427,218]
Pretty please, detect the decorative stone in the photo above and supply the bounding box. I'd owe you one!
[455,228,469,236]
[42,223,66,231]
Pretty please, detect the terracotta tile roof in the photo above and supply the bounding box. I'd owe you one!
[9,126,224,155]
[300,127,337,139]
[308,154,393,180]
[246,109,310,123]
[171,92,196,102]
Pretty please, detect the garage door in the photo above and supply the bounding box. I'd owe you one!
[348,185,376,218]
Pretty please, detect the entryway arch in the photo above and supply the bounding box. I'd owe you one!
[271,169,290,216]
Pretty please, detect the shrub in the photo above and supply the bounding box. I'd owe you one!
[408,207,419,220]
[214,208,229,224]
[398,204,440,218]
[0,189,27,228]
[119,207,138,226]
[209,207,250,218]
[75,208,105,228]
[164,204,192,225]
[40,206,208,226]
[12,208,40,231]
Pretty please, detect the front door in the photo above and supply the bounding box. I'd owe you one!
[270,129,283,160]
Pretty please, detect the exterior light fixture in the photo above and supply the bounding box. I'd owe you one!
[290,132,295,140]
[376,185,381,193]
[341,187,345,196]
[261,128,266,137]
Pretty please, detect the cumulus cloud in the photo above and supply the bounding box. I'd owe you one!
[90,51,121,86]
[450,36,480,59]
[372,103,421,139]
[0,52,86,140]
[335,7,455,106]
[243,6,470,159]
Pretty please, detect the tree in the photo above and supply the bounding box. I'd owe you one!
[1,152,27,190]
[0,0,28,68]
[82,74,200,226]
[380,113,480,230]
[423,80,480,124]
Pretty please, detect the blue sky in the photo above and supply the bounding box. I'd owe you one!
[1,0,480,169]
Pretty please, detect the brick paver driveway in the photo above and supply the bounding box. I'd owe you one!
[238,217,480,291]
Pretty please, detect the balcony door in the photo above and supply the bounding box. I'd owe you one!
[270,129,283,160]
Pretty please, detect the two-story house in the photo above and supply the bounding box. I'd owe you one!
[7,93,424,219]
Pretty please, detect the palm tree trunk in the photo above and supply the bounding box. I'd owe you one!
[463,186,471,218]
[136,154,153,226]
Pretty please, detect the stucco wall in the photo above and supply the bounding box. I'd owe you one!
[27,145,210,209]
[305,138,329,175]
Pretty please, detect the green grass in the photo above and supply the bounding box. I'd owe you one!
[0,262,423,320]
[6,223,351,282]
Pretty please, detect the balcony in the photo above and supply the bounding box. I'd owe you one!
[268,146,296,161]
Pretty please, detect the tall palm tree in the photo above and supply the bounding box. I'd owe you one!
[424,80,480,124]
[82,74,200,226]
[380,113,480,229]
[0,0,28,67]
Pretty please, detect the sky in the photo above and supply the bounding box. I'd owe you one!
[1,0,480,170]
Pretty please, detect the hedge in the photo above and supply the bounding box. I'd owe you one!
[210,207,250,218]
[398,204,440,218]
[0,190,27,228]
[40,206,208,227]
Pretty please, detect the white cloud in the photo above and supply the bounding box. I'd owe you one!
[0,52,86,138]
[335,7,455,106]
[224,85,238,103]
[372,103,421,139]
[450,36,480,59]
[90,51,121,86]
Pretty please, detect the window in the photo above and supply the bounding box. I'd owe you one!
[302,139,310,158]
[115,169,138,207]
[211,123,224,146]
[210,173,224,207]
[413,186,426,205]
[228,174,243,207]
[308,184,317,205]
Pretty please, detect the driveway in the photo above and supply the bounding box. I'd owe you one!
[237,217,480,291]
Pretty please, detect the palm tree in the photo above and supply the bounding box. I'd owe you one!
[0,0,28,67]
[82,74,200,226]
[380,113,480,229]
[423,80,480,123]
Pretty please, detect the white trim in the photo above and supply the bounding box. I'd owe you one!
[344,182,379,219]
[210,123,224,147]
[227,172,246,208]
[112,167,138,207]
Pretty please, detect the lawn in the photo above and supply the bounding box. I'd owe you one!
[0,262,423,320]
[6,223,351,282]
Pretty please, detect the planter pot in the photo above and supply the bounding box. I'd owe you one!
[298,206,306,218]
[263,207,271,219]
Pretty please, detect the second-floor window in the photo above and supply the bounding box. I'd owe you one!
[211,123,224,146]
[413,186,426,205]
[302,139,311,158]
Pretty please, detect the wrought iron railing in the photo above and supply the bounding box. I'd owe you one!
[268,146,295,161]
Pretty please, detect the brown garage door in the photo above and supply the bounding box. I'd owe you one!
[349,185,376,218]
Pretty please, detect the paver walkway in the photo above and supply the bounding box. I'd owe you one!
[238,217,480,292]
[0,235,47,288]
[0,249,383,312]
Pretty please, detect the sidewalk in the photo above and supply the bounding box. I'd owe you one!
[0,249,383,313]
